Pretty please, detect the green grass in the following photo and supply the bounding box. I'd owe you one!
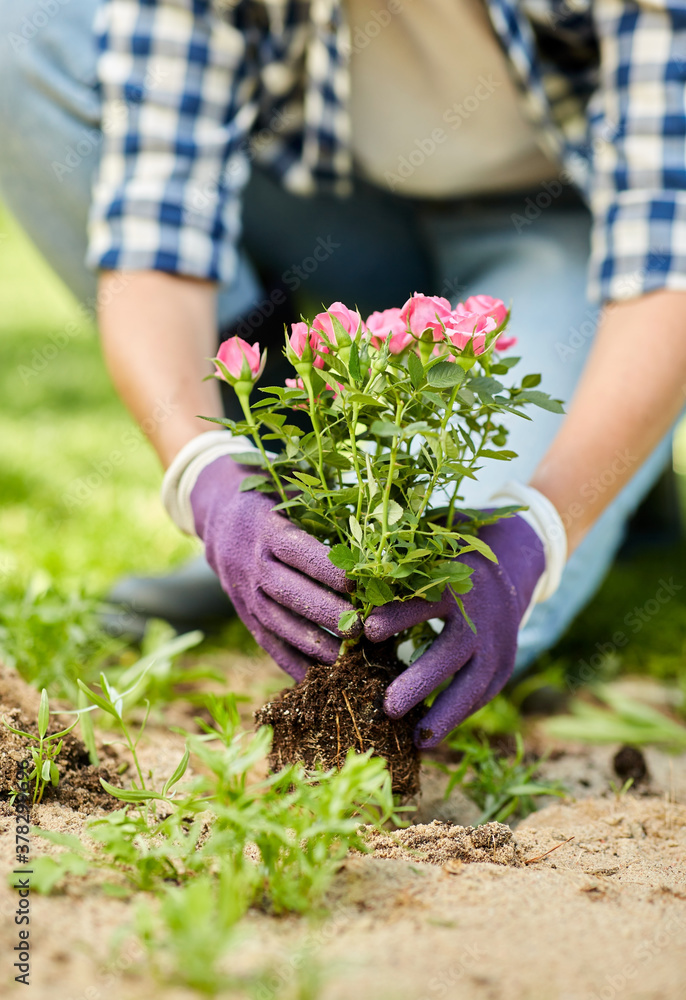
[0,203,194,599]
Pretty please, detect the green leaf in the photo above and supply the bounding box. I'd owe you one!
[407,351,425,389]
[427,362,465,389]
[421,390,446,408]
[349,515,363,545]
[479,449,518,461]
[29,854,89,894]
[162,747,190,797]
[47,718,79,740]
[372,500,404,525]
[409,639,434,664]
[320,450,351,470]
[468,376,504,395]
[238,475,268,492]
[34,829,85,850]
[99,779,168,803]
[521,373,541,388]
[41,759,52,782]
[363,578,395,607]
[370,420,402,438]
[454,596,477,633]
[38,688,49,739]
[230,451,267,467]
[517,390,565,414]
[328,545,357,571]
[76,679,119,720]
[49,761,59,786]
[457,534,498,563]
[497,356,521,370]
[347,393,387,408]
[441,562,474,584]
[401,421,433,440]
[337,609,359,633]
[506,782,560,796]
[3,719,35,741]
[292,470,322,488]
[328,312,354,348]
[348,340,361,381]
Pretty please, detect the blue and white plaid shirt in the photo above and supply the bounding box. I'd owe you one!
[87,0,686,304]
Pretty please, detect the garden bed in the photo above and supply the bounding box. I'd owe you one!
[2,655,686,1000]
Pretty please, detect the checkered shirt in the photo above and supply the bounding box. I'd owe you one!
[87,0,686,304]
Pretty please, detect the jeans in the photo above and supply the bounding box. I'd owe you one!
[0,0,674,671]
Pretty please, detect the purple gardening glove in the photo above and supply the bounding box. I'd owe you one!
[364,514,545,748]
[190,455,361,681]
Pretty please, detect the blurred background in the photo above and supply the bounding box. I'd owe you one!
[1,198,685,697]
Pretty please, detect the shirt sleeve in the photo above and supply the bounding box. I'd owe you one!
[87,0,258,283]
[587,0,686,304]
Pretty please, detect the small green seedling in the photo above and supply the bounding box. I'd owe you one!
[3,688,78,805]
[609,776,635,800]
[432,730,567,824]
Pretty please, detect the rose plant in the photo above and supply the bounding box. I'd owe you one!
[208,292,563,644]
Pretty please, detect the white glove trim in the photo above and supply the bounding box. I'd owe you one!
[161,431,257,536]
[489,480,568,625]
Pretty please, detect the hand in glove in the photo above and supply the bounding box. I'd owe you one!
[163,433,360,681]
[364,498,563,747]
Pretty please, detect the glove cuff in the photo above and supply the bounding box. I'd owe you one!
[489,480,567,617]
[161,431,256,535]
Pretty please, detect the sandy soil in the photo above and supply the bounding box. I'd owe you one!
[1,658,685,1000]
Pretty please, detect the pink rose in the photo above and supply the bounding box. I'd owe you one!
[312,301,363,343]
[401,293,453,338]
[440,312,496,355]
[463,294,508,326]
[215,336,264,382]
[288,322,327,369]
[366,308,404,345]
[495,334,518,351]
[366,307,413,354]
[288,322,310,357]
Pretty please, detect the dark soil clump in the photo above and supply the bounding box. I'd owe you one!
[0,705,122,817]
[255,641,422,797]
[613,744,649,785]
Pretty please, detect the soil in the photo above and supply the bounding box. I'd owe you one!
[0,665,122,817]
[255,640,422,797]
[2,656,686,1000]
[357,819,519,865]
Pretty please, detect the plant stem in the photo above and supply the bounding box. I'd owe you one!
[302,374,345,543]
[236,390,289,505]
[121,722,147,791]
[302,373,328,491]
[446,414,491,529]
[345,403,365,523]
[376,398,404,564]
